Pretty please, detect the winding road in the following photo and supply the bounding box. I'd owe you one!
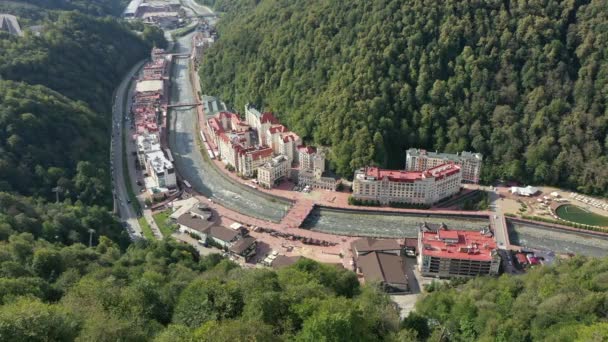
[110,60,146,240]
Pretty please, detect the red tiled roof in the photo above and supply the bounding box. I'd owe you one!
[364,167,422,183]
[363,163,460,183]
[421,229,497,261]
[298,145,316,154]
[208,117,224,134]
[260,112,279,124]
[437,230,459,241]
[268,125,287,134]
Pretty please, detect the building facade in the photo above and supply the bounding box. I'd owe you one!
[417,227,500,278]
[257,155,289,188]
[405,148,483,183]
[145,150,177,189]
[353,164,462,205]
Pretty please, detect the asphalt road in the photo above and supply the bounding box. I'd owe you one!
[111,60,146,240]
[182,0,214,16]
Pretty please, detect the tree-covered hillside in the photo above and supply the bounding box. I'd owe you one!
[0,11,164,205]
[413,256,608,341]
[0,12,158,112]
[0,234,405,341]
[0,0,129,18]
[200,0,608,195]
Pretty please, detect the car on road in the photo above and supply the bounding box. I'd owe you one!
[127,199,132,204]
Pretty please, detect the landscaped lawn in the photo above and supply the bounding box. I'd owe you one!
[138,217,155,240]
[555,204,608,227]
[153,210,176,238]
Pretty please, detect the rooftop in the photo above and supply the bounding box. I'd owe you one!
[176,212,213,232]
[352,238,401,253]
[407,148,483,161]
[358,163,460,183]
[298,145,316,154]
[420,229,497,261]
[271,255,302,269]
[229,236,257,255]
[205,225,240,243]
[357,252,408,285]
[146,150,173,174]
[260,112,279,124]
[136,79,164,93]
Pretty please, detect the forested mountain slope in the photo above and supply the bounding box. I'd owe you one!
[200,0,608,195]
[0,235,403,341]
[0,11,163,205]
[413,256,608,341]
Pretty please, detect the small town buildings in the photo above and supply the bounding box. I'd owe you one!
[176,211,214,235]
[136,133,161,166]
[201,225,243,248]
[136,79,165,94]
[351,238,401,257]
[257,155,289,189]
[510,186,539,197]
[143,58,168,79]
[356,251,409,293]
[245,105,302,165]
[405,148,483,184]
[229,236,257,261]
[417,226,501,278]
[353,163,462,205]
[145,150,177,190]
[270,255,302,269]
[297,152,339,191]
[298,146,316,170]
[236,146,273,177]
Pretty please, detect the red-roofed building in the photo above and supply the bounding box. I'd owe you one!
[417,227,500,278]
[352,163,462,205]
[298,145,317,170]
[143,58,168,79]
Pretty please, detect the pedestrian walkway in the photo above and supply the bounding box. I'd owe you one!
[144,209,163,239]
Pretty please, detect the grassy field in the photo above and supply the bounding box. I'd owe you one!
[153,210,176,238]
[138,217,155,240]
[555,204,608,227]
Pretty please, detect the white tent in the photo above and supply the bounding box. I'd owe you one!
[510,186,539,197]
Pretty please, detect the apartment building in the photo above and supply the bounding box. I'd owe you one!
[405,148,483,183]
[296,152,338,190]
[298,146,316,170]
[417,226,500,278]
[136,133,161,166]
[145,150,176,189]
[352,163,462,205]
[257,155,289,189]
[236,146,274,177]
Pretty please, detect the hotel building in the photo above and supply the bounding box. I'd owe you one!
[257,155,289,189]
[405,148,483,183]
[417,226,500,278]
[352,163,462,205]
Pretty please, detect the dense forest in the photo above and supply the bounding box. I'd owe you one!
[0,11,165,206]
[0,233,407,341]
[200,0,608,195]
[414,256,608,341]
[0,0,130,19]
